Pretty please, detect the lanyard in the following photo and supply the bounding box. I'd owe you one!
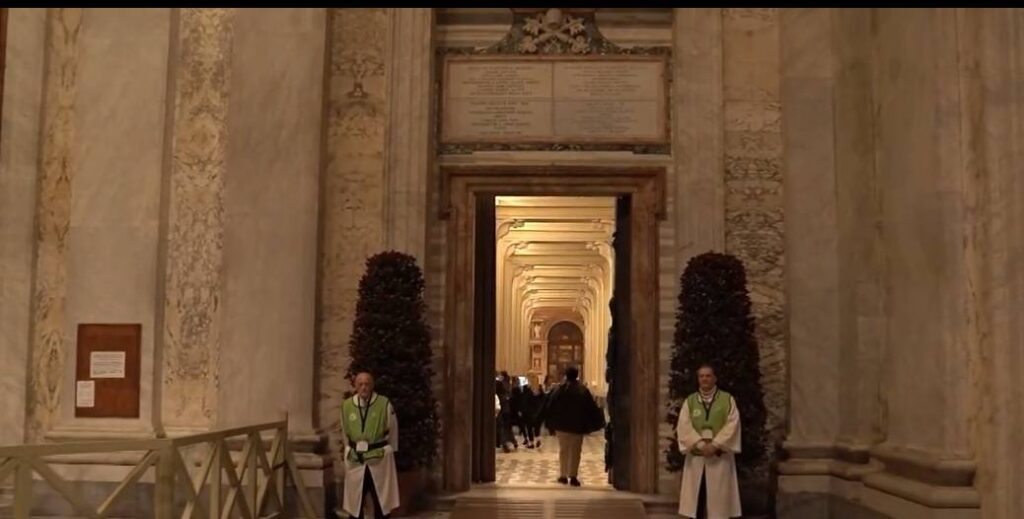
[358,395,374,433]
[700,389,717,419]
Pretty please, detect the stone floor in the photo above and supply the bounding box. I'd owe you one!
[495,431,610,488]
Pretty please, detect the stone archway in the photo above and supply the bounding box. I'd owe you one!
[439,165,665,494]
[547,321,584,383]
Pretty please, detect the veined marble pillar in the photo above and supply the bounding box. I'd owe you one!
[0,8,46,446]
[672,8,725,269]
[859,8,978,515]
[955,9,1024,519]
[217,8,326,434]
[161,7,235,432]
[832,7,885,457]
[384,8,434,262]
[779,7,841,453]
[25,8,82,443]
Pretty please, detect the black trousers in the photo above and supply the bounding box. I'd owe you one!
[520,418,536,444]
[696,470,707,519]
[496,414,515,447]
[349,468,388,519]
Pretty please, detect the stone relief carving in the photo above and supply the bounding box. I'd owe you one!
[317,8,389,434]
[26,8,82,442]
[517,9,590,54]
[161,7,236,429]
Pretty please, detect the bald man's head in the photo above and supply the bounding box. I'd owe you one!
[354,372,375,400]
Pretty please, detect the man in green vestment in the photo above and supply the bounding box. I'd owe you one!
[340,372,400,518]
[676,364,742,519]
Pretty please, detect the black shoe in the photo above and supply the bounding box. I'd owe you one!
[569,477,581,487]
[557,477,569,485]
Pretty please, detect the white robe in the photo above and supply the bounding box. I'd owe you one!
[676,392,742,519]
[340,393,400,517]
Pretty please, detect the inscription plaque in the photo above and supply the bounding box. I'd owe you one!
[442,56,668,145]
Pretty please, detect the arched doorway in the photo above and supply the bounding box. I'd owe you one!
[547,321,584,383]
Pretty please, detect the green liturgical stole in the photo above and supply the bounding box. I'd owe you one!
[342,395,390,463]
[686,390,732,456]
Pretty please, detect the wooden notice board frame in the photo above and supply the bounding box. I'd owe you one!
[75,324,141,418]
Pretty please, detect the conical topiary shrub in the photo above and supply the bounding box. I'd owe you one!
[347,251,438,472]
[664,252,768,507]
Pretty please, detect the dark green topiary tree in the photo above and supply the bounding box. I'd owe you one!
[347,251,438,472]
[664,252,767,485]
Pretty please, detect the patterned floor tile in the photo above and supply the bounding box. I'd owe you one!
[495,431,610,488]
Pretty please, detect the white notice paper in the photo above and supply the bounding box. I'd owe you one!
[76,380,95,408]
[90,351,126,379]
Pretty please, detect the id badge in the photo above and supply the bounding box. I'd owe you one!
[356,441,369,453]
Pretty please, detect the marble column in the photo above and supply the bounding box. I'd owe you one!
[384,8,434,262]
[672,8,724,268]
[832,8,885,456]
[25,8,81,443]
[217,8,326,433]
[864,7,978,513]
[956,9,1024,519]
[779,7,840,450]
[161,8,236,431]
[0,8,46,446]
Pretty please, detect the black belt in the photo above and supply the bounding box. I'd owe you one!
[348,439,389,463]
[348,439,389,450]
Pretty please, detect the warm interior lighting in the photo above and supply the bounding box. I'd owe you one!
[494,196,615,396]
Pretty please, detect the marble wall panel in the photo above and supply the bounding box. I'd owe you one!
[62,7,171,431]
[217,7,325,430]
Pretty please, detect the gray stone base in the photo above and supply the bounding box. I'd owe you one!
[777,492,891,519]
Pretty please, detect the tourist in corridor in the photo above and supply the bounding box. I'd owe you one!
[538,366,606,486]
[495,376,515,452]
[676,364,742,519]
[518,374,546,448]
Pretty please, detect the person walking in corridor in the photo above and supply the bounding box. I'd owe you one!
[518,374,546,448]
[538,366,605,486]
[676,364,742,519]
[340,372,399,519]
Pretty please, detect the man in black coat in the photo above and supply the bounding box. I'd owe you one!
[538,366,605,486]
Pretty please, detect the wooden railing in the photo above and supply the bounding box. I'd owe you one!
[0,420,319,518]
